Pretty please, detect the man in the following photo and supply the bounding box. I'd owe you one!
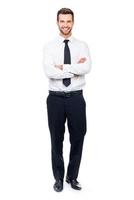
[43,8,91,192]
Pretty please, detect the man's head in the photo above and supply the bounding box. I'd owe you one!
[57,8,74,38]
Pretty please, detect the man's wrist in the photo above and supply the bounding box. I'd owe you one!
[55,65,63,70]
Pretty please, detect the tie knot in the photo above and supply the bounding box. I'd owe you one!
[64,39,69,44]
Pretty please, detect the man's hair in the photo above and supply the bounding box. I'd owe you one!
[57,8,74,21]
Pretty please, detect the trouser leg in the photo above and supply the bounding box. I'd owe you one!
[47,95,66,180]
[66,94,87,179]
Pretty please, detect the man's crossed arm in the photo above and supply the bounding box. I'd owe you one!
[55,57,86,70]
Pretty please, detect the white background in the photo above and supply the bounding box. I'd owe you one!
[0,0,134,199]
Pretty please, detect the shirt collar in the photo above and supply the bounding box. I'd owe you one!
[58,34,74,43]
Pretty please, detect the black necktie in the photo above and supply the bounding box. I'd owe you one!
[63,40,71,87]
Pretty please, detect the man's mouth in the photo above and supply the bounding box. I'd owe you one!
[62,28,70,31]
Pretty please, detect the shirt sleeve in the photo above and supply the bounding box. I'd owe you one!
[63,43,91,75]
[43,46,74,79]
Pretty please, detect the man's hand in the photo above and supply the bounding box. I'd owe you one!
[55,65,63,70]
[77,57,86,64]
[73,58,87,77]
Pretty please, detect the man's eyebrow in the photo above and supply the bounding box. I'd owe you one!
[60,20,72,22]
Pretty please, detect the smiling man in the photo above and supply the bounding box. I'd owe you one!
[43,8,91,192]
[57,10,73,37]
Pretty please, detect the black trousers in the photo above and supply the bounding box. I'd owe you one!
[46,90,87,181]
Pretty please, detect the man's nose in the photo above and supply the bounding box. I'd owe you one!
[64,22,68,27]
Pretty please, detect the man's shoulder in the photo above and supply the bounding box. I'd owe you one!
[43,37,59,49]
[73,37,89,48]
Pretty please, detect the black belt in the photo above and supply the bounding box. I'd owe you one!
[49,90,83,97]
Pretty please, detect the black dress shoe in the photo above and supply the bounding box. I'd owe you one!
[66,177,82,190]
[53,180,63,192]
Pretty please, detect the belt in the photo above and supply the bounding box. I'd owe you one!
[49,90,83,97]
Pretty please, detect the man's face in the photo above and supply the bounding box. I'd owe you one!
[57,14,74,37]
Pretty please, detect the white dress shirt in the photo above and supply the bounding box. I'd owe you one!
[43,35,91,92]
